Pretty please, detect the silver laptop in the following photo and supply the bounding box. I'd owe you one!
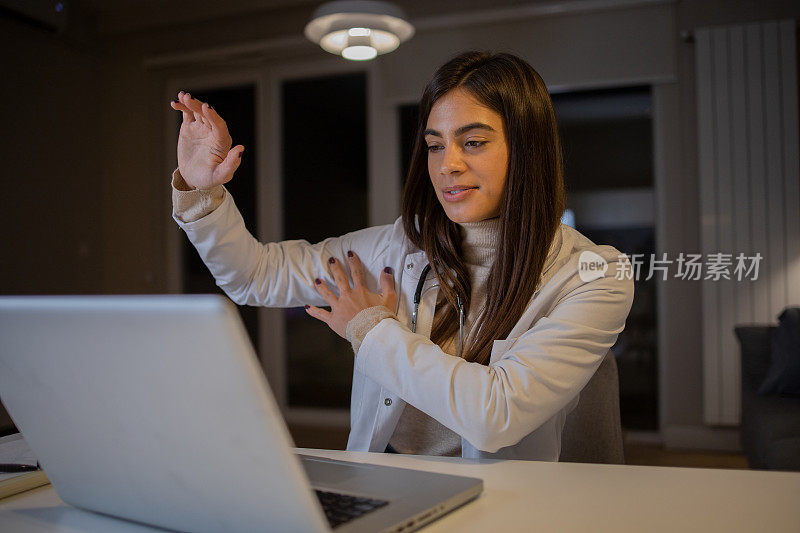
[0,294,482,532]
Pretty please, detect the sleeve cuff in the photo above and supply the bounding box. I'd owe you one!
[171,168,226,223]
[345,305,397,356]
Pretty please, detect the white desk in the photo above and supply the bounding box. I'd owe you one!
[1,448,799,532]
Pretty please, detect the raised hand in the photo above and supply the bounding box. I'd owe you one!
[170,91,244,190]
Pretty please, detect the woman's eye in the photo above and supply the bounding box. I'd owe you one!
[426,142,485,152]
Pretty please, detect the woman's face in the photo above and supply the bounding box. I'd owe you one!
[425,88,509,223]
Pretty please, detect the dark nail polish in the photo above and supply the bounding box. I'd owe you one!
[171,100,177,104]
[384,267,393,275]
[315,278,322,285]
[347,250,354,258]
[238,151,242,159]
[304,304,310,309]
[328,257,335,264]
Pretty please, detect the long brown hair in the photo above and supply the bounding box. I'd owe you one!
[401,50,566,365]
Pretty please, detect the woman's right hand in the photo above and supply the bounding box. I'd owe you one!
[170,91,244,190]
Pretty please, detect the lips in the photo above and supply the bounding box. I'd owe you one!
[440,186,478,203]
[442,185,478,194]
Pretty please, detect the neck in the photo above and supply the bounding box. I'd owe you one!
[457,216,500,267]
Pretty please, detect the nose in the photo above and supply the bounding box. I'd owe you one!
[439,144,466,175]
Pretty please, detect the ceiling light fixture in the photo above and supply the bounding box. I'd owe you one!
[304,1,414,61]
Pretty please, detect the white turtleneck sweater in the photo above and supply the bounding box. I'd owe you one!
[171,170,499,457]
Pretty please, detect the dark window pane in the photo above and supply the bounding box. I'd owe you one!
[399,103,420,189]
[552,85,653,192]
[282,72,368,409]
[577,225,658,431]
[553,85,658,431]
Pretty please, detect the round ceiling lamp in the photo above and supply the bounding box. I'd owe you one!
[304,1,414,61]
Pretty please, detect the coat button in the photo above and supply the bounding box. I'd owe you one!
[406,263,413,270]
[384,398,392,406]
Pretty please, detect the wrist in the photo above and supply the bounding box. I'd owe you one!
[172,168,197,191]
[346,305,397,355]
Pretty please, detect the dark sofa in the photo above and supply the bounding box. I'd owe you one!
[735,325,800,471]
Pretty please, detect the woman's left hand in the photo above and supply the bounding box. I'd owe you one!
[305,251,397,339]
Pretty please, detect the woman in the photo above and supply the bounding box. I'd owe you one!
[168,50,634,461]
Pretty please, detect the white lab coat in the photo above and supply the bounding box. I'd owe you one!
[174,190,634,461]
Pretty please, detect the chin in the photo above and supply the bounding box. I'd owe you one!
[442,208,488,224]
[436,194,500,223]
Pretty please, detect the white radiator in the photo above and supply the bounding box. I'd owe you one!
[695,19,800,426]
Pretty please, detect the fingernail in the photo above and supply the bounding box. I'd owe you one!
[208,105,213,110]
[347,250,354,258]
[171,100,177,104]
[315,278,322,285]
[328,257,335,264]
[384,267,393,275]
[304,304,310,310]
[239,151,242,159]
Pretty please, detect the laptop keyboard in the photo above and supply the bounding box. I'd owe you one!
[314,489,389,529]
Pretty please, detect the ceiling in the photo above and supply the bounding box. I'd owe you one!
[80,0,566,35]
[82,0,320,12]
[81,0,322,34]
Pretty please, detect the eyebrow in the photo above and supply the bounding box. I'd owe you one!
[423,122,496,138]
